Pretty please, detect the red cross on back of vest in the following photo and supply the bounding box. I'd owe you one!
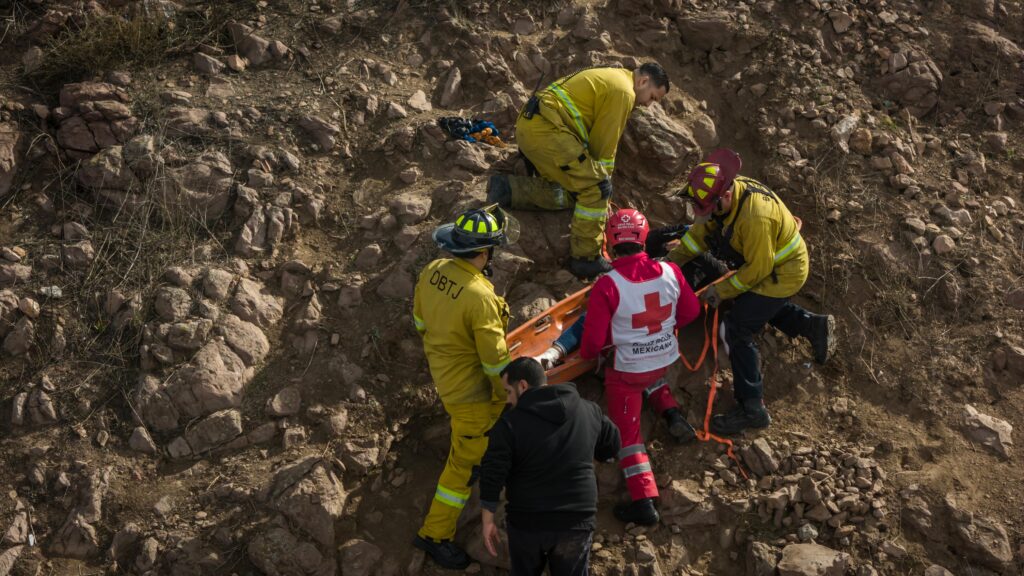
[632,292,672,335]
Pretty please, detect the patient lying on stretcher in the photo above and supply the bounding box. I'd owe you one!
[530,246,727,370]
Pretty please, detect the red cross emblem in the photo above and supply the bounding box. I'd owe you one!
[632,292,672,335]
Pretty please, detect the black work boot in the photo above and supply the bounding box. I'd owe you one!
[709,398,771,436]
[614,497,660,526]
[809,314,836,365]
[485,174,512,207]
[568,256,612,279]
[413,536,471,570]
[662,408,697,444]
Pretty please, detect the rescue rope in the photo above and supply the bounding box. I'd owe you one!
[677,275,748,480]
[678,271,733,372]
[693,305,748,480]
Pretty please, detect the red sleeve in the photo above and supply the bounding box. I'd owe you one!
[580,276,618,360]
[670,262,701,328]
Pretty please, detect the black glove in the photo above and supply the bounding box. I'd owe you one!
[645,224,689,258]
[597,178,613,200]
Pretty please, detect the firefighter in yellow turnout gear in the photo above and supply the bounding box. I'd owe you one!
[412,206,518,570]
[487,63,670,279]
[667,149,836,436]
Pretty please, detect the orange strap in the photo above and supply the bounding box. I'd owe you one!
[678,313,710,372]
[677,271,734,373]
[690,304,748,480]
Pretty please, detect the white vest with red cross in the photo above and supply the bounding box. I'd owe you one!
[606,262,681,373]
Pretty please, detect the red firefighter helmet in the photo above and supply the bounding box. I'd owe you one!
[606,208,650,250]
[681,148,742,216]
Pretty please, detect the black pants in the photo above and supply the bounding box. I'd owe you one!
[507,525,592,576]
[723,291,815,400]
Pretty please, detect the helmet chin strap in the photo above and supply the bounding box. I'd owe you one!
[482,247,495,277]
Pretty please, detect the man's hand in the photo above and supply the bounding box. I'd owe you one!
[482,509,501,557]
[700,284,722,308]
[534,347,563,369]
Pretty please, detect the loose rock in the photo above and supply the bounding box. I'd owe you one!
[962,404,1013,458]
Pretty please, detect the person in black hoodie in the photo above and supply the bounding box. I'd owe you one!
[479,357,621,576]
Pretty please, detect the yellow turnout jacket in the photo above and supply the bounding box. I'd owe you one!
[668,177,808,299]
[413,258,510,405]
[538,67,636,174]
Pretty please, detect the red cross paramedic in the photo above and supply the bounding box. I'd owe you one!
[580,208,700,525]
[633,293,672,335]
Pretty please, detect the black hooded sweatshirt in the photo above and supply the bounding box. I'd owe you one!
[479,383,621,531]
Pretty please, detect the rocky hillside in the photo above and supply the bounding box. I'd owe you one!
[0,0,1022,575]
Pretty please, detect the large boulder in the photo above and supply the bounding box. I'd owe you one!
[617,105,700,191]
[776,543,850,576]
[55,82,139,158]
[337,539,382,576]
[229,278,284,329]
[163,339,249,421]
[160,151,234,224]
[876,47,943,118]
[268,459,347,548]
[77,146,137,191]
[184,409,243,454]
[215,313,269,367]
[248,526,336,576]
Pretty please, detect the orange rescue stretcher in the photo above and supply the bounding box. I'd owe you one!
[505,274,732,384]
[505,218,801,383]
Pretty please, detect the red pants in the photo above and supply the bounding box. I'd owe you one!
[605,366,679,501]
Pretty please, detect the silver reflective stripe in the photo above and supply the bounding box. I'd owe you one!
[645,379,668,395]
[622,462,653,478]
[618,444,647,460]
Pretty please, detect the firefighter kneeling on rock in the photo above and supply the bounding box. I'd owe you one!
[668,148,837,436]
[412,205,518,569]
[536,208,701,525]
[487,63,670,279]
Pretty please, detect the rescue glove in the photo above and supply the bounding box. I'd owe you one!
[534,346,563,369]
[597,178,613,200]
[700,284,722,308]
[645,224,688,258]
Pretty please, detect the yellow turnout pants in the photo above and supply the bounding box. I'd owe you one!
[514,107,609,259]
[418,399,505,541]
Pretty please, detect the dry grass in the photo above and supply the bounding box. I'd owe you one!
[24,3,248,92]
[26,15,172,90]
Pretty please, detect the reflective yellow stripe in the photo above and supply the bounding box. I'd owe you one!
[729,275,751,293]
[549,84,589,145]
[413,315,425,331]
[482,358,510,376]
[681,232,703,255]
[573,204,606,221]
[773,232,802,263]
[598,157,615,169]
[434,485,470,509]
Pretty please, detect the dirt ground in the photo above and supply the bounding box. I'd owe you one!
[0,0,1023,575]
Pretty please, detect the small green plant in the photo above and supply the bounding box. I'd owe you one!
[878,114,901,134]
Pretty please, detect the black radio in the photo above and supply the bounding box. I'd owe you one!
[523,95,541,119]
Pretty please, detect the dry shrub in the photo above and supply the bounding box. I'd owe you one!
[27,15,172,89]
[25,2,247,91]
